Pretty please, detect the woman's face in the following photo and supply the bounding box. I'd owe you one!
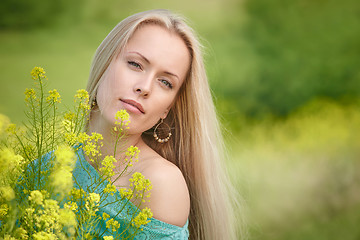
[95,24,190,135]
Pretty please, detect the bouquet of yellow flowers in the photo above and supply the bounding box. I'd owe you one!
[0,67,152,239]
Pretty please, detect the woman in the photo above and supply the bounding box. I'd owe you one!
[82,9,241,240]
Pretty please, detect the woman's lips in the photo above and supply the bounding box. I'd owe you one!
[120,99,145,114]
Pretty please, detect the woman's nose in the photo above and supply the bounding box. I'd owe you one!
[134,74,152,97]
[135,87,149,97]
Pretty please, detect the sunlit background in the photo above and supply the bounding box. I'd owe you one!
[1,0,360,239]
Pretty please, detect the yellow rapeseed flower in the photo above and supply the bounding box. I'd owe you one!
[28,190,44,206]
[129,172,152,193]
[103,236,114,240]
[0,186,15,201]
[118,188,133,200]
[6,123,16,134]
[129,172,152,201]
[59,208,77,228]
[70,188,86,200]
[124,145,140,166]
[32,231,56,240]
[0,147,23,176]
[132,207,153,228]
[46,89,61,104]
[51,145,75,197]
[50,168,73,197]
[64,132,77,146]
[74,89,89,101]
[0,203,9,218]
[24,88,37,103]
[99,155,117,178]
[30,67,47,80]
[88,192,100,204]
[13,227,27,239]
[106,218,120,232]
[64,112,75,122]
[104,183,117,196]
[102,212,110,220]
[3,234,16,240]
[115,110,130,124]
[64,201,78,211]
[54,145,75,168]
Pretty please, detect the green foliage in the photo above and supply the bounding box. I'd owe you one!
[0,0,83,29]
[222,0,360,116]
[228,98,360,240]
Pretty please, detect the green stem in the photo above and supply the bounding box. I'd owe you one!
[37,76,45,187]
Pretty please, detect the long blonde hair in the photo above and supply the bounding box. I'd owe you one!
[86,9,244,240]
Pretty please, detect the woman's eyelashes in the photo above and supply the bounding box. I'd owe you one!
[160,79,173,89]
[128,60,142,70]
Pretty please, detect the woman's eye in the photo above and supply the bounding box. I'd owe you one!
[160,79,173,89]
[128,61,142,69]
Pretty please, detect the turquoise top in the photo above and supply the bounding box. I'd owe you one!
[73,146,189,239]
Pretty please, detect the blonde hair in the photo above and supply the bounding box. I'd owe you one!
[86,9,245,240]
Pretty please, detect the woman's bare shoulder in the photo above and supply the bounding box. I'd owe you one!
[139,151,190,227]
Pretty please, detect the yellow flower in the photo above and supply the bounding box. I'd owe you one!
[30,67,47,80]
[0,204,9,218]
[113,110,130,132]
[132,207,153,228]
[104,183,117,196]
[99,155,117,178]
[74,89,89,101]
[0,147,23,176]
[88,192,100,204]
[64,132,77,145]
[85,193,100,216]
[102,212,110,220]
[59,208,77,227]
[118,188,133,200]
[0,186,15,201]
[129,172,152,201]
[32,231,56,240]
[106,218,120,232]
[24,88,36,102]
[6,123,16,134]
[64,112,75,122]
[115,110,130,124]
[51,145,75,198]
[70,188,86,200]
[103,236,114,240]
[28,190,44,206]
[129,172,152,193]
[124,145,140,166]
[64,201,78,211]
[46,89,61,103]
[54,145,75,168]
[50,168,73,197]
[3,234,16,240]
[13,227,27,239]
[125,146,139,158]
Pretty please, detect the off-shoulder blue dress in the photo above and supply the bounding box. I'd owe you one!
[73,146,189,239]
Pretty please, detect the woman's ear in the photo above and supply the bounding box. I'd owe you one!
[161,109,170,119]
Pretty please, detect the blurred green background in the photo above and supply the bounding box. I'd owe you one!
[1,0,360,239]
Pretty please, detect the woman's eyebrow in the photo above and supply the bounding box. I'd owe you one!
[127,51,150,64]
[164,71,179,81]
[127,51,180,80]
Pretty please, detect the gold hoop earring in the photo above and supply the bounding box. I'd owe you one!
[153,119,172,143]
[92,97,97,107]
